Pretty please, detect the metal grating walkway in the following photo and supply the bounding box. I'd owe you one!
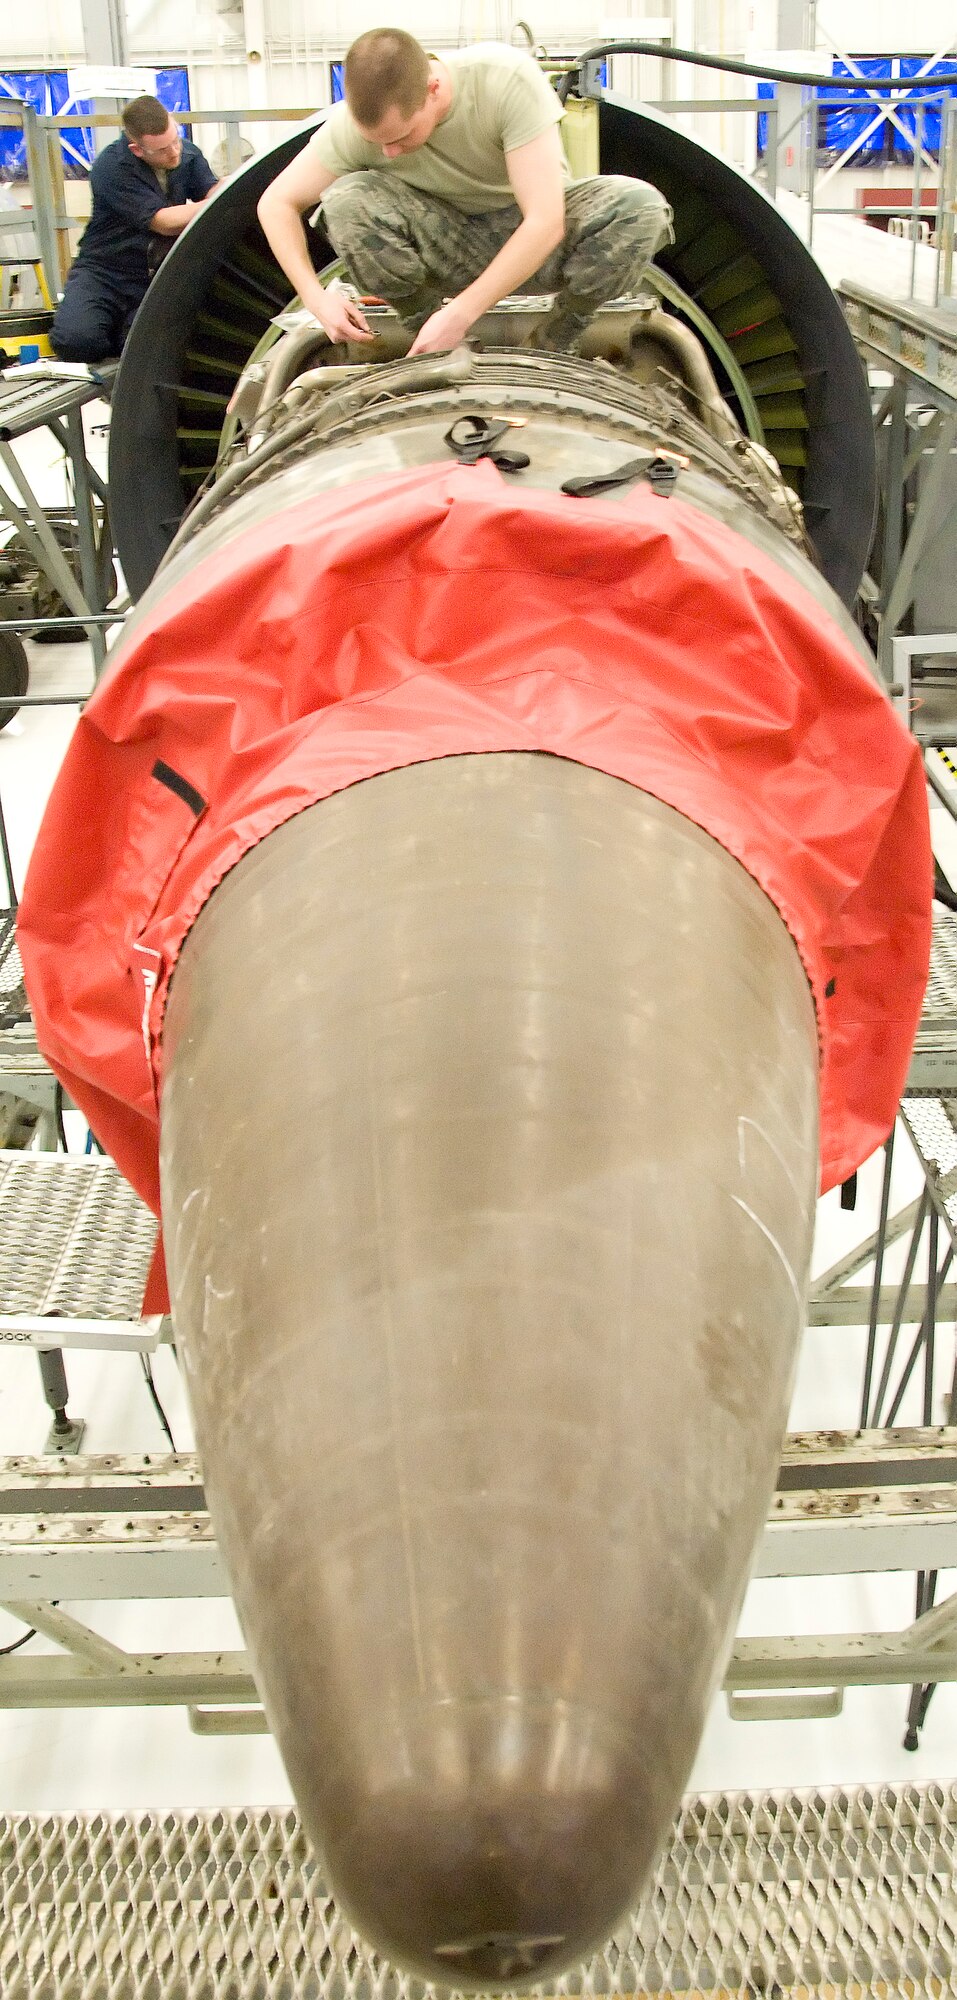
[1,1785,955,1999]
[900,1096,957,1236]
[908,907,957,1095]
[925,908,957,1020]
[0,1149,157,1343]
[841,286,957,404]
[0,918,42,1075]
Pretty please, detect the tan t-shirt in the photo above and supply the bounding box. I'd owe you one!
[313,43,567,213]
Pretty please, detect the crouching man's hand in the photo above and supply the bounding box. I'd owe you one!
[409,298,477,356]
[309,285,373,344]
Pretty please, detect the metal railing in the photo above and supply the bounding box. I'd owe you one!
[0,100,323,304]
[642,84,957,304]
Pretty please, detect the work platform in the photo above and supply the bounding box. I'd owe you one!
[908,903,957,1095]
[0,362,118,677]
[840,284,957,405]
[1,1784,954,1998]
[910,904,957,1104]
[839,285,957,709]
[0,1145,159,1352]
[2,1428,956,1725]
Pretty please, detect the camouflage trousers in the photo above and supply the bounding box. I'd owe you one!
[319,172,673,343]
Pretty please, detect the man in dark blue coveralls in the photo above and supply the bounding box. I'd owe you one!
[51,95,218,363]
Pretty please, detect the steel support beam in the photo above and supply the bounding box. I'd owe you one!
[2,1430,956,1600]
[79,0,129,65]
[4,1623,957,1716]
[1,1438,956,1720]
[79,0,131,156]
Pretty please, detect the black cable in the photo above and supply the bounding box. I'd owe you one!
[0,787,18,910]
[140,1352,177,1451]
[53,1079,69,1152]
[0,1598,60,1658]
[557,42,957,103]
[0,1621,37,1656]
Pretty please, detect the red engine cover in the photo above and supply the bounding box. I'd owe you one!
[18,461,932,1308]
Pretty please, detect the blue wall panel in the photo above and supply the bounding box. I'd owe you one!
[758,56,956,163]
[0,68,190,179]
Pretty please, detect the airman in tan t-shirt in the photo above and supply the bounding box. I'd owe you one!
[258,29,672,356]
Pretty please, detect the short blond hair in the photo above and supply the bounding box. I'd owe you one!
[344,29,430,129]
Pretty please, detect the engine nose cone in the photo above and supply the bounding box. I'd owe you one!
[160,753,819,1984]
[302,1700,682,1988]
[434,1937,567,1985]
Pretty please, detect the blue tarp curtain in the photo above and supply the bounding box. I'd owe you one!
[0,68,190,179]
[758,57,956,161]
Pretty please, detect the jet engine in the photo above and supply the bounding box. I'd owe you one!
[19,90,931,1990]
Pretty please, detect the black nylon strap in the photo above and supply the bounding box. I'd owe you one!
[840,1172,858,1212]
[561,456,650,499]
[152,760,207,817]
[444,414,530,475]
[562,452,684,500]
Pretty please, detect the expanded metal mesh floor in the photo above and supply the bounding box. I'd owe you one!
[908,908,957,1096]
[901,1097,957,1239]
[0,915,43,1069]
[1,1785,955,1999]
[0,1149,156,1326]
[924,909,957,1020]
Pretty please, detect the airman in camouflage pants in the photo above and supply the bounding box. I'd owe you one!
[319,173,673,350]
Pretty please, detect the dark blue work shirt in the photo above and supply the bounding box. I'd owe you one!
[74,132,217,297]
